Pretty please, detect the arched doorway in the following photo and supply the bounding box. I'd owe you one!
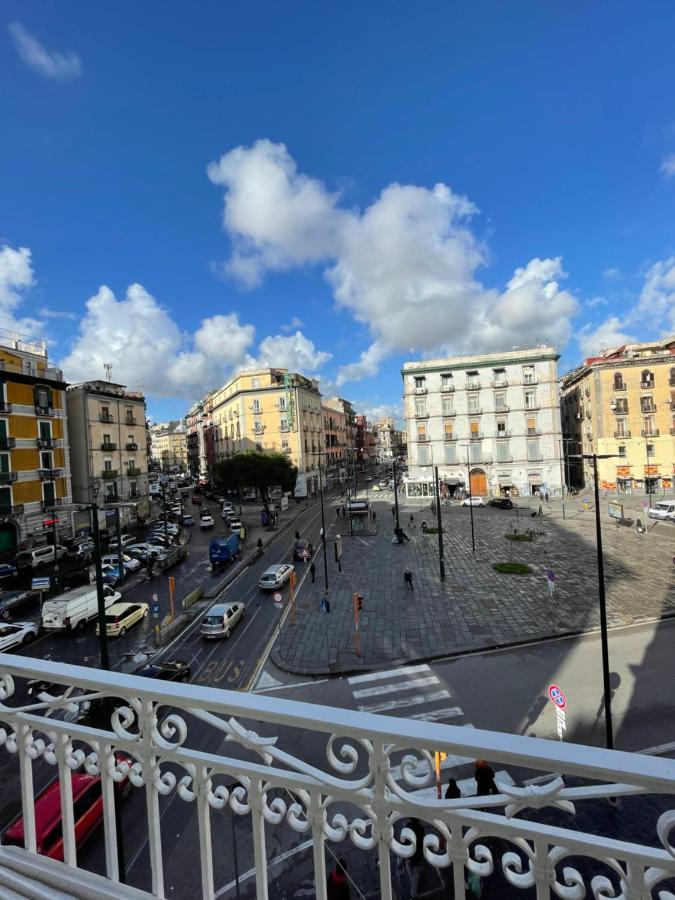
[469,468,487,496]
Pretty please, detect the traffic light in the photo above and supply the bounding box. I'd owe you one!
[356,594,363,612]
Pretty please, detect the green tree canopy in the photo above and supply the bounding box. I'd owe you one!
[213,451,298,512]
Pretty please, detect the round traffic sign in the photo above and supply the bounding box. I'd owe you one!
[299,549,310,560]
[548,684,567,709]
[273,592,283,607]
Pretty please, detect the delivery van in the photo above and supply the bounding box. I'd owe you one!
[41,585,121,632]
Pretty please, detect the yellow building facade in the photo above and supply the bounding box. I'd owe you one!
[210,368,324,493]
[561,337,675,494]
[0,334,72,551]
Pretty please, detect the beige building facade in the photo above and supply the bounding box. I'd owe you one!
[150,422,188,472]
[561,337,675,494]
[210,368,324,493]
[66,381,150,522]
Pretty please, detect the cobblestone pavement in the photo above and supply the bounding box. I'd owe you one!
[272,491,675,675]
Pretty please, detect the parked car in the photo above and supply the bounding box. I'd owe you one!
[134,659,191,682]
[489,498,514,509]
[1,755,132,860]
[181,514,195,526]
[67,541,95,560]
[100,564,119,587]
[258,564,294,591]
[647,501,675,521]
[101,553,141,574]
[125,543,165,561]
[462,496,486,507]
[16,545,68,569]
[200,514,215,530]
[0,563,18,580]
[97,602,149,638]
[293,540,310,561]
[226,519,244,536]
[201,602,244,639]
[191,496,202,505]
[0,621,38,651]
[42,585,121,631]
[0,588,39,621]
[107,534,136,552]
[146,533,173,546]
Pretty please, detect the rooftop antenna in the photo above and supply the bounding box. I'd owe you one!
[104,362,113,382]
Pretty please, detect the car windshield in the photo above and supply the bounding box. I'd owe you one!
[204,615,222,625]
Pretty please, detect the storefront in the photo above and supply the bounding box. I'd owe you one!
[527,472,542,496]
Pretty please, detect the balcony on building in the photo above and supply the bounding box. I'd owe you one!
[101,441,117,451]
[125,442,139,451]
[414,411,429,419]
[0,436,16,450]
[36,437,55,449]
[0,401,12,414]
[492,378,509,388]
[494,404,509,414]
[126,466,142,477]
[466,380,481,391]
[641,429,660,437]
[640,379,655,389]
[38,468,62,480]
[0,502,23,515]
[34,405,54,417]
[525,402,540,412]
[523,375,538,385]
[100,413,115,424]
[526,427,541,436]
[443,432,456,442]
[0,471,18,484]
[101,468,119,479]
[527,453,544,462]
[614,430,632,438]
[640,403,657,414]
[41,497,65,511]
[125,417,139,426]
[496,429,511,438]
[416,434,429,442]
[468,431,483,441]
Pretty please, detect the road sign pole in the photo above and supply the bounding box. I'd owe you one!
[592,455,614,750]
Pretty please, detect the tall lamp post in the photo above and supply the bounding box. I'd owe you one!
[571,452,620,750]
[392,460,401,532]
[434,465,445,581]
[318,458,329,591]
[464,447,476,554]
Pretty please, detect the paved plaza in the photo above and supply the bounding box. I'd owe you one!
[272,491,675,674]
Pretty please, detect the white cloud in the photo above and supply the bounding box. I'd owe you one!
[194,314,256,365]
[578,316,636,358]
[356,401,403,427]
[8,22,82,81]
[660,154,675,180]
[602,267,621,280]
[254,330,332,373]
[587,296,609,308]
[0,244,43,336]
[209,141,581,383]
[281,316,304,333]
[38,306,78,320]
[635,257,675,332]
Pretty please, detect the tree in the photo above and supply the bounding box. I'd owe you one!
[214,452,298,513]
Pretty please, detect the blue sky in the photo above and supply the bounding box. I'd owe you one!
[2,1,674,424]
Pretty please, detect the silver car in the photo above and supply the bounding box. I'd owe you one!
[258,564,294,590]
[201,602,244,639]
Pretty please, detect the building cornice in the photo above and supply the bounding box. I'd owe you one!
[401,349,559,377]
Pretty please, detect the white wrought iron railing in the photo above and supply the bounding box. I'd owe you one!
[0,653,674,899]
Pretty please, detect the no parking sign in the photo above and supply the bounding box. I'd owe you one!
[548,684,567,739]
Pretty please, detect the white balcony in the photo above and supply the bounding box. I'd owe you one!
[0,654,674,899]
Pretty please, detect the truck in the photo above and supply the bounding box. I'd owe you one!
[209,533,240,572]
[41,584,122,632]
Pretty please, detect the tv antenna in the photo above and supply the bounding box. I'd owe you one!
[104,363,113,382]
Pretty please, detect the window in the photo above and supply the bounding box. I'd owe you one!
[647,443,655,457]
[469,443,482,463]
[127,457,136,469]
[444,444,457,464]
[640,396,654,413]
[496,419,507,434]
[643,417,655,436]
[493,368,507,386]
[613,372,624,390]
[130,481,138,498]
[414,376,426,390]
[278,397,286,411]
[443,421,454,440]
[104,459,113,472]
[523,366,536,385]
[128,434,135,445]
[280,418,288,431]
[466,370,480,389]
[527,439,541,461]
[35,386,51,410]
[416,423,426,439]
[101,405,111,422]
[496,441,510,462]
[414,398,427,416]
[125,407,135,424]
[524,390,537,409]
[618,445,626,457]
[418,445,431,465]
[40,451,52,469]
[103,433,111,445]
[252,377,260,389]
[441,396,454,416]
[281,440,289,451]
[43,481,55,504]
[39,421,51,440]
[254,419,263,432]
[441,373,453,392]
[614,398,628,413]
[526,417,538,435]
[252,399,261,414]
[615,419,627,437]
[641,369,654,388]
[469,420,480,436]
[494,391,507,412]
[468,394,480,414]
[0,454,9,476]
[0,487,11,514]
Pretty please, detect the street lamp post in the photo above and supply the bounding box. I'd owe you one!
[572,452,620,750]
[434,465,445,581]
[392,460,401,532]
[465,448,476,553]
[318,460,329,591]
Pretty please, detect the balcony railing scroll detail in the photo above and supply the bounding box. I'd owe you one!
[0,654,674,900]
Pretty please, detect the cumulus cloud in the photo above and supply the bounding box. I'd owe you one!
[660,154,675,180]
[578,316,636,358]
[254,330,332,373]
[8,22,82,81]
[209,140,581,384]
[0,244,43,336]
[635,257,675,331]
[356,402,403,427]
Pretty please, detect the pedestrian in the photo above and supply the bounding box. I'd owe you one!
[404,567,413,590]
[372,510,376,522]
[391,506,396,518]
[421,520,427,534]
[445,778,461,800]
[310,561,316,583]
[538,504,543,518]
[337,507,340,520]
[256,537,263,551]
[327,858,350,900]
[474,759,499,796]
[635,517,644,534]
[545,491,549,503]
[409,513,415,527]
[295,530,301,540]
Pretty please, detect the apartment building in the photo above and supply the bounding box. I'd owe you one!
[402,347,563,498]
[355,415,378,468]
[0,332,72,552]
[149,421,188,473]
[561,336,675,494]
[322,400,347,476]
[373,417,406,462]
[210,368,324,493]
[66,381,149,523]
[186,393,214,479]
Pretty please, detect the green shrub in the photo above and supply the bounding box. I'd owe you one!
[493,562,533,575]
[505,533,533,542]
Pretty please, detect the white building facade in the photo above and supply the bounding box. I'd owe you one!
[402,347,563,498]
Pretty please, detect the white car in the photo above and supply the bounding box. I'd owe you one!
[462,496,486,507]
[647,501,675,521]
[0,621,38,652]
[200,514,215,529]
[258,564,294,590]
[101,553,141,573]
[16,545,68,568]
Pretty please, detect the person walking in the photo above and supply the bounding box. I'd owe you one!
[409,513,415,528]
[421,520,428,534]
[445,778,461,800]
[391,506,396,518]
[310,561,316,583]
[327,858,350,900]
[404,567,414,590]
[474,759,499,796]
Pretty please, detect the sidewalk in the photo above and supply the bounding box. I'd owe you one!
[271,493,675,675]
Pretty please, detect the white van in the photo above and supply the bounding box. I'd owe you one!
[41,585,121,632]
[647,501,675,521]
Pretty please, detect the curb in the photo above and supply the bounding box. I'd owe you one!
[270,609,675,678]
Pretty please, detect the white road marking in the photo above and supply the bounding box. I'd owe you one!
[253,676,330,693]
[358,689,450,714]
[348,663,430,684]
[255,671,282,691]
[408,706,465,723]
[352,675,440,699]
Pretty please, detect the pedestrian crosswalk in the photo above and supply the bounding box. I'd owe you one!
[347,663,515,794]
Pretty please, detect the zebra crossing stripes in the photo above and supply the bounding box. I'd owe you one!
[348,663,461,721]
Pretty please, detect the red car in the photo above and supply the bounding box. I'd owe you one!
[2,757,131,860]
[191,495,202,505]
